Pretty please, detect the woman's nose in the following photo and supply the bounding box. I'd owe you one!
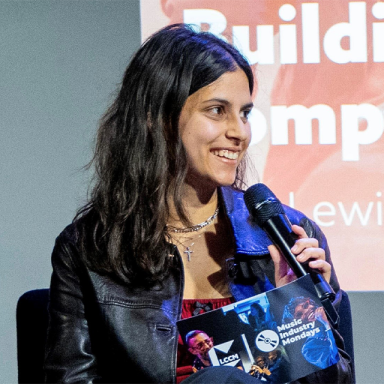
[226,116,251,143]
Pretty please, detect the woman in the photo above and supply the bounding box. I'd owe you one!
[44,24,352,383]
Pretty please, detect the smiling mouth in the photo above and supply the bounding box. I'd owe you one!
[212,149,239,160]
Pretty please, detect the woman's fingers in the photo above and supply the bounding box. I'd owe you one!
[308,259,332,283]
[291,225,322,260]
[269,224,332,285]
[290,224,331,282]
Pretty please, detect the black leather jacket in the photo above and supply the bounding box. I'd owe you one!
[44,187,352,383]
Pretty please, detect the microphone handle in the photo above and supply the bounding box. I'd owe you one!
[263,215,339,327]
[263,215,336,302]
[263,216,307,278]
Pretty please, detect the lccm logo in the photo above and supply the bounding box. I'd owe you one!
[208,340,241,368]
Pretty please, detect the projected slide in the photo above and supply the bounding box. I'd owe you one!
[141,0,384,290]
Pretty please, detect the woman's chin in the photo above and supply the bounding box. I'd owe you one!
[186,173,236,190]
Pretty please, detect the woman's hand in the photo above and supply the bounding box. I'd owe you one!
[268,224,332,288]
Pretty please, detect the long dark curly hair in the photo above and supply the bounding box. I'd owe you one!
[76,24,254,286]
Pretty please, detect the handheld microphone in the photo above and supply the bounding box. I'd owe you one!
[244,183,339,326]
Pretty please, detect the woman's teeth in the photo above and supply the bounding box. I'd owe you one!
[213,150,239,159]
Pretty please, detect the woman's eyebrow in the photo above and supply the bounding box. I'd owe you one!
[242,102,254,110]
[201,98,254,109]
[201,98,230,105]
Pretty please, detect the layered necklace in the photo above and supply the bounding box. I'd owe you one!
[167,207,219,261]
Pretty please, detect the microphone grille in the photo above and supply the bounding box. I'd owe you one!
[244,183,285,226]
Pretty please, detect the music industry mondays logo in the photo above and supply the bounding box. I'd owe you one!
[255,330,280,352]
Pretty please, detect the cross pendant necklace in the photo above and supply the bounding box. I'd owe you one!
[170,231,205,262]
[184,244,194,262]
[167,205,219,262]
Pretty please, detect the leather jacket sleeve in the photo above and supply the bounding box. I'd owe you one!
[295,217,353,383]
[294,328,352,384]
[44,227,101,383]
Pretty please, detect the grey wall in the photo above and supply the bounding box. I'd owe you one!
[0,1,140,381]
[348,291,384,384]
[0,1,382,383]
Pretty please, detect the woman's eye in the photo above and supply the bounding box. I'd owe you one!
[210,106,224,115]
[241,109,252,121]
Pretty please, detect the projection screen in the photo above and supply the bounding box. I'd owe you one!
[141,0,384,291]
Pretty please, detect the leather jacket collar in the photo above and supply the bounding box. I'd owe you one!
[220,186,272,256]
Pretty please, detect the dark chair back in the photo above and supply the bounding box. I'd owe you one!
[16,288,49,383]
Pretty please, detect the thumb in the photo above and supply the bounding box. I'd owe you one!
[268,244,288,278]
[268,244,296,287]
